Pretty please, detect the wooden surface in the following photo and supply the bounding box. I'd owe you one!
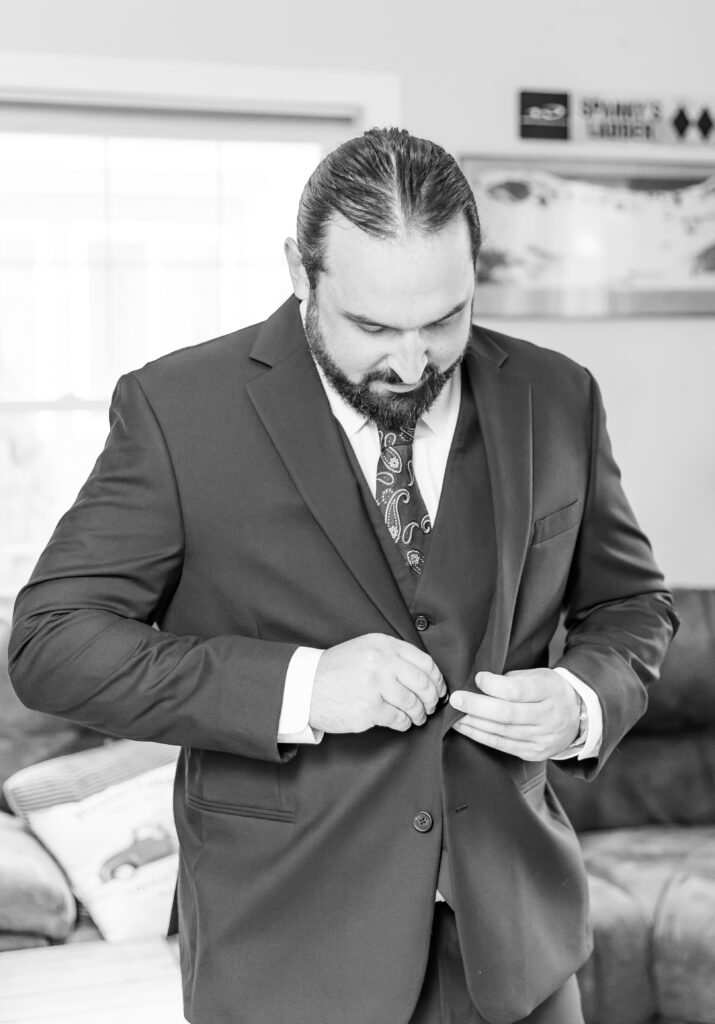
[0,938,185,1024]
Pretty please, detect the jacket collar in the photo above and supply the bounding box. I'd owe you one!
[246,297,416,639]
[247,300,534,669]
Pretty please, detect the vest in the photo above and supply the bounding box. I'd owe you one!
[341,371,497,905]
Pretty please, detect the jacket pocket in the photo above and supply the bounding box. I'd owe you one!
[185,748,295,822]
[517,766,575,835]
[518,762,547,799]
[532,499,581,546]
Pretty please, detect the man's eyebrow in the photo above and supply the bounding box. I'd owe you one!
[342,299,469,330]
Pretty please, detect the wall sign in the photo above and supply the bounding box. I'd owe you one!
[519,90,715,145]
[519,91,570,140]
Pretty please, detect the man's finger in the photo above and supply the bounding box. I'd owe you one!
[452,719,547,761]
[376,703,413,732]
[396,667,444,717]
[398,667,444,711]
[393,638,442,696]
[454,711,543,737]
[381,640,443,706]
[382,680,429,726]
[449,690,538,726]
[475,670,545,702]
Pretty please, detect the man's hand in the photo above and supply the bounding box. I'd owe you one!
[449,669,581,761]
[309,634,446,734]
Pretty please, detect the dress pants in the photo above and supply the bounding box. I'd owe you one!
[408,904,585,1024]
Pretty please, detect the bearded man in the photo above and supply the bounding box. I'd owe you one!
[10,127,676,1024]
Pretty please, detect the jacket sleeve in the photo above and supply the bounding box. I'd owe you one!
[554,371,678,777]
[8,373,297,763]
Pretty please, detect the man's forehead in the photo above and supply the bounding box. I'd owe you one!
[317,213,475,327]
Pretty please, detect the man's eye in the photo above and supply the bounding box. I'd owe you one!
[429,316,454,330]
[360,324,386,335]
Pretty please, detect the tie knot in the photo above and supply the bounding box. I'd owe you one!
[378,426,415,451]
[377,427,416,477]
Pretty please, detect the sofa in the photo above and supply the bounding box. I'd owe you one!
[1,589,714,1023]
[0,602,106,948]
[551,587,715,1024]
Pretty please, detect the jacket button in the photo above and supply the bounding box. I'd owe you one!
[414,614,429,631]
[413,811,433,833]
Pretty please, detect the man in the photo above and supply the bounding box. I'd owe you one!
[10,128,676,1024]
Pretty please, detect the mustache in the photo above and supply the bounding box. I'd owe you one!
[363,364,441,387]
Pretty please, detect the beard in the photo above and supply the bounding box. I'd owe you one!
[304,293,468,432]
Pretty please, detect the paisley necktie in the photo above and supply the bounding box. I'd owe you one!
[376,426,432,575]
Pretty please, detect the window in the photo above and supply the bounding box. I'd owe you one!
[0,107,338,598]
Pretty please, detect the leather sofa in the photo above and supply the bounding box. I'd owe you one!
[552,588,715,1024]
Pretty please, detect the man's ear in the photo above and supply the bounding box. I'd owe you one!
[284,238,310,301]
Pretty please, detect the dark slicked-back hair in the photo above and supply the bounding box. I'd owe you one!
[296,127,481,285]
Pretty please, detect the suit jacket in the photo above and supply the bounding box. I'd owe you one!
[9,296,676,1024]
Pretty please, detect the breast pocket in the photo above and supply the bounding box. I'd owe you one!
[185,748,295,822]
[532,499,581,546]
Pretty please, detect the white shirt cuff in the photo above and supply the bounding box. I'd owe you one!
[277,646,325,744]
[551,667,603,761]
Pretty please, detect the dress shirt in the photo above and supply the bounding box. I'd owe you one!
[277,335,602,760]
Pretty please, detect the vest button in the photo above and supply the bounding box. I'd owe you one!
[414,614,429,631]
[413,811,433,833]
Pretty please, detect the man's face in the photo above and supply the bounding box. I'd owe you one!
[289,214,475,431]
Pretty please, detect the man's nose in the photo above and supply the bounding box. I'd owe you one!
[387,335,428,385]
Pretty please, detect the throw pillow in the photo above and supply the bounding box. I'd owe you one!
[0,810,76,941]
[3,739,179,942]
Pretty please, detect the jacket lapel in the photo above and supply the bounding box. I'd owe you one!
[442,328,534,729]
[470,335,533,674]
[246,298,416,641]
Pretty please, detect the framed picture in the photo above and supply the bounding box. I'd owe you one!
[460,155,715,316]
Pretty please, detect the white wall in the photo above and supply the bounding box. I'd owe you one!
[2,0,712,151]
[2,0,714,584]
